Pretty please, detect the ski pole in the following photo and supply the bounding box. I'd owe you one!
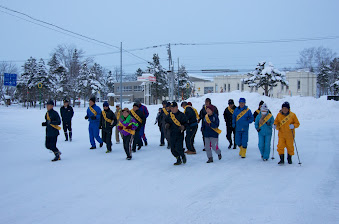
[291,129,302,165]
[271,128,275,160]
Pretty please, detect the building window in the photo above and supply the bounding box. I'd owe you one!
[297,80,301,91]
[116,86,120,92]
[250,86,254,92]
[123,86,132,92]
[134,85,143,92]
[241,83,244,91]
[255,86,258,92]
[281,84,284,91]
[228,84,231,92]
[204,87,214,94]
[237,83,240,90]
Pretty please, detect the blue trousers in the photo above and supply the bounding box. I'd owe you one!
[258,134,272,160]
[89,123,103,147]
[140,125,147,142]
[235,131,249,148]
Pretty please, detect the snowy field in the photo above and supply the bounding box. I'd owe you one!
[1,91,338,224]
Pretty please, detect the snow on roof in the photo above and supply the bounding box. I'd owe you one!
[4,95,11,99]
[107,93,115,97]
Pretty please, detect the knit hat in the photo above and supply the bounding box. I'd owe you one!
[63,99,69,103]
[239,98,246,103]
[162,100,168,105]
[260,103,268,112]
[206,105,214,112]
[47,100,54,106]
[166,102,171,107]
[103,101,109,107]
[282,101,290,109]
[187,102,192,106]
[181,101,187,107]
[228,99,234,105]
[205,98,211,104]
[89,97,96,103]
[259,100,264,106]
[122,108,130,112]
[133,103,139,108]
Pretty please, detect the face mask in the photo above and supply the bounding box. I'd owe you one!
[262,111,267,115]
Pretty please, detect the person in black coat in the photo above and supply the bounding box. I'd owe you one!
[223,99,237,149]
[60,99,74,141]
[158,101,168,146]
[42,100,62,162]
[131,103,146,152]
[99,102,117,153]
[165,102,188,165]
[199,98,219,151]
[181,101,198,154]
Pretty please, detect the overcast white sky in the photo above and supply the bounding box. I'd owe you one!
[0,0,338,75]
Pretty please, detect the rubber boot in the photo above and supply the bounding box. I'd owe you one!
[51,151,61,162]
[241,148,247,158]
[182,154,187,164]
[174,157,182,165]
[278,154,284,164]
[287,154,292,164]
[64,132,68,141]
[206,157,213,163]
[239,146,243,156]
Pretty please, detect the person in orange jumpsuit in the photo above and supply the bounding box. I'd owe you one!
[273,102,300,164]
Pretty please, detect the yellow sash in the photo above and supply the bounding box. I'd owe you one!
[46,112,61,130]
[227,106,234,114]
[89,106,97,116]
[102,111,112,123]
[170,112,181,127]
[259,113,272,128]
[256,109,260,114]
[236,108,250,121]
[162,108,169,116]
[118,122,135,135]
[279,113,292,128]
[205,114,222,134]
[130,109,143,124]
[184,105,199,119]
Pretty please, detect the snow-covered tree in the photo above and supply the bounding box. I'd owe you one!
[18,57,39,105]
[78,63,102,106]
[243,62,288,96]
[175,65,192,100]
[0,61,18,105]
[297,47,336,72]
[330,58,339,95]
[317,62,332,96]
[36,58,53,102]
[148,54,168,103]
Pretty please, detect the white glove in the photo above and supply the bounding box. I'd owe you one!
[273,124,277,129]
[289,124,294,129]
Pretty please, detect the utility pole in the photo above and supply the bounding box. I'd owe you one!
[120,42,123,107]
[167,43,174,101]
[177,58,180,101]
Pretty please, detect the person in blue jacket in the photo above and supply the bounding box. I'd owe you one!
[202,105,222,163]
[85,97,103,149]
[232,98,254,158]
[255,103,274,161]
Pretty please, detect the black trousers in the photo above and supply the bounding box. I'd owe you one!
[102,129,113,151]
[123,135,133,157]
[45,136,59,153]
[185,125,198,152]
[226,126,236,145]
[170,134,184,158]
[160,127,165,144]
[132,129,143,150]
[63,121,72,139]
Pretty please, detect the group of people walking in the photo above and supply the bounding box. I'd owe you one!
[42,96,300,166]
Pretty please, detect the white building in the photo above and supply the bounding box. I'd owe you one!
[193,70,316,98]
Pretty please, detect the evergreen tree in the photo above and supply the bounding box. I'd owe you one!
[330,58,339,95]
[175,65,192,100]
[19,57,39,105]
[36,58,53,102]
[243,61,288,96]
[148,54,168,103]
[317,62,331,96]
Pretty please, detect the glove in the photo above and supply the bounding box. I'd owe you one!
[85,115,89,120]
[90,116,96,120]
[42,122,47,126]
[180,125,185,131]
[256,128,261,133]
[126,125,132,129]
[118,126,123,130]
[165,123,170,129]
[289,124,295,129]
[273,124,277,129]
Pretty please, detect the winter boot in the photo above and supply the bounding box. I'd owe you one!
[278,154,285,165]
[69,132,72,142]
[182,154,187,164]
[239,146,243,156]
[218,154,222,160]
[126,156,132,160]
[51,152,61,162]
[100,142,104,148]
[241,148,247,158]
[174,157,182,165]
[64,132,68,141]
[228,141,232,149]
[206,157,213,163]
[233,144,237,149]
[287,154,292,164]
[106,149,112,153]
[144,139,148,146]
[90,146,96,149]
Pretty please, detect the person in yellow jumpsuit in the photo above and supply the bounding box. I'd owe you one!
[273,102,300,164]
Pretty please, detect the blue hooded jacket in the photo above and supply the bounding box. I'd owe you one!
[87,104,102,125]
[255,112,274,136]
[232,106,254,132]
[202,113,220,138]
